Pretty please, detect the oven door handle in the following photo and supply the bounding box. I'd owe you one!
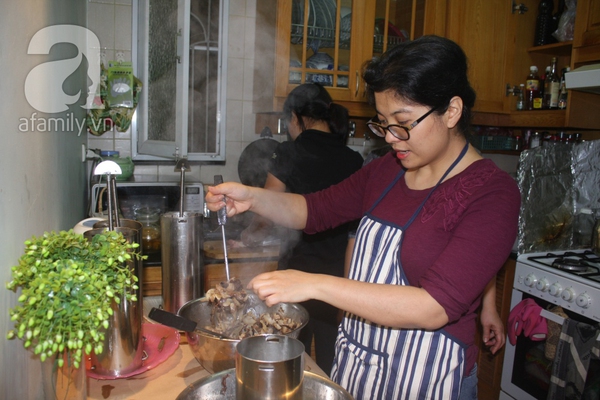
[540,309,565,325]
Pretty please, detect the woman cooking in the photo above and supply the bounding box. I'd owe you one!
[241,83,364,375]
[206,36,520,399]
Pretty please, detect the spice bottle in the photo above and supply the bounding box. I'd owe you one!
[558,67,570,109]
[526,66,541,110]
[529,131,542,148]
[517,84,525,111]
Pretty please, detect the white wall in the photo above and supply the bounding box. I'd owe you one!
[86,0,276,185]
[0,1,88,398]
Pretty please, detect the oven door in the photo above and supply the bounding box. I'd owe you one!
[500,289,600,400]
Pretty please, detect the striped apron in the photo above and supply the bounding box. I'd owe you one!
[331,143,469,400]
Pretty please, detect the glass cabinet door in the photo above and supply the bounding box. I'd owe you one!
[276,0,427,105]
[371,0,424,58]
[278,0,358,101]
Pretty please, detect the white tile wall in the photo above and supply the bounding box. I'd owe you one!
[87,0,260,184]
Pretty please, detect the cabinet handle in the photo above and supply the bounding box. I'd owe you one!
[506,84,520,97]
[511,1,528,14]
[355,71,359,97]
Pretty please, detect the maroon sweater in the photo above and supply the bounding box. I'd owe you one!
[303,152,521,373]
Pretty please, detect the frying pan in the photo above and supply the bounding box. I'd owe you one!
[238,127,281,187]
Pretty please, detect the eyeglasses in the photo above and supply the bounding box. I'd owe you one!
[366,107,438,141]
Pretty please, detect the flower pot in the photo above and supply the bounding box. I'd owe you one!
[41,352,87,400]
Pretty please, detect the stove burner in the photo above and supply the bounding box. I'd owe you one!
[552,257,590,272]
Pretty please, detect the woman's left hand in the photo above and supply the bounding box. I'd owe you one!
[480,307,506,355]
[248,270,315,306]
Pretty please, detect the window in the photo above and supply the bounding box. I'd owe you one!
[133,0,228,161]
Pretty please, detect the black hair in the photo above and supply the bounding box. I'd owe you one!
[282,83,350,141]
[362,35,476,137]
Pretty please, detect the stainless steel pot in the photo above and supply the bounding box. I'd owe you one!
[175,369,354,400]
[177,293,308,374]
[236,335,304,400]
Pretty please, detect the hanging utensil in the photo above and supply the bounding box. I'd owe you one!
[214,175,230,281]
[175,158,191,217]
[94,160,123,230]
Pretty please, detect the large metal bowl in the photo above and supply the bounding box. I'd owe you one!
[177,293,308,374]
[176,368,353,400]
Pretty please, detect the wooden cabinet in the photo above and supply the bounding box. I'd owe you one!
[444,0,600,132]
[255,0,443,118]
[573,0,600,48]
[475,256,516,400]
[255,0,600,134]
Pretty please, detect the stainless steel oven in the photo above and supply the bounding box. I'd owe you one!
[500,250,600,400]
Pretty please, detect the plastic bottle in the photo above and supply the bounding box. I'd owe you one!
[517,84,525,111]
[526,66,541,110]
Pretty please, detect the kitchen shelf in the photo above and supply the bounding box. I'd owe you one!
[527,41,573,56]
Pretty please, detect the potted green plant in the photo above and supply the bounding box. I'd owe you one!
[5,229,143,399]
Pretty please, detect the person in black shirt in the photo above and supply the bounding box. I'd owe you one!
[241,83,364,375]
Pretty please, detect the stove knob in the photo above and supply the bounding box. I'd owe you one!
[524,274,537,287]
[561,287,576,302]
[576,293,592,309]
[535,278,550,291]
[549,283,563,297]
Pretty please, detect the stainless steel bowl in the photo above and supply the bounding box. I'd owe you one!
[175,368,353,400]
[177,293,309,374]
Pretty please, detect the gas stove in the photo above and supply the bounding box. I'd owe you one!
[522,250,600,285]
[515,249,600,321]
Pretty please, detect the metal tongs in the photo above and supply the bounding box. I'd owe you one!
[94,160,123,230]
[214,175,230,281]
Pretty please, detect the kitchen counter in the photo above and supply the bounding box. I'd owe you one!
[88,336,326,399]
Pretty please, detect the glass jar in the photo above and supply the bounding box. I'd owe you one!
[135,207,161,254]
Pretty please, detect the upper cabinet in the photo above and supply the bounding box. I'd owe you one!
[266,0,441,117]
[444,0,600,130]
[573,0,600,49]
[256,0,599,131]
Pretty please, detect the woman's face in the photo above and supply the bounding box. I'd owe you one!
[373,90,459,171]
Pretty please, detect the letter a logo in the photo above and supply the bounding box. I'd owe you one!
[24,25,101,113]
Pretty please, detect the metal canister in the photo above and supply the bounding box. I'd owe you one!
[236,335,305,400]
[84,226,144,377]
[161,211,204,313]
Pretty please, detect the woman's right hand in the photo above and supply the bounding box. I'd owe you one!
[205,182,254,217]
